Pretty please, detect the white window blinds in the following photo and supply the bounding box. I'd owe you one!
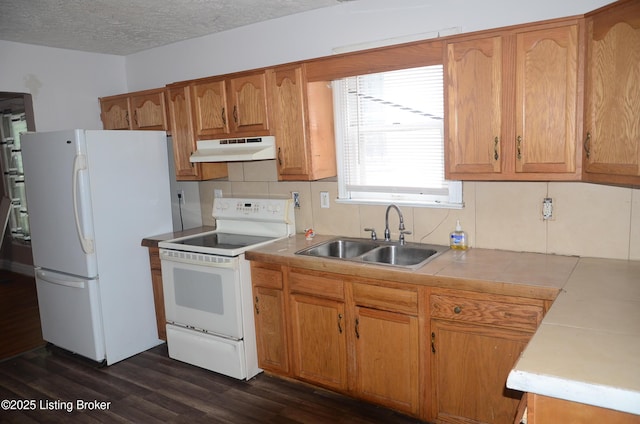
[333,65,462,207]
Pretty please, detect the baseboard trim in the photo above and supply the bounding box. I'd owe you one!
[0,260,35,276]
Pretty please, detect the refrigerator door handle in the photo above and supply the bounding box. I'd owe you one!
[72,154,95,254]
[36,270,87,289]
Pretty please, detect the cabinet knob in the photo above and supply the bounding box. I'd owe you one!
[454,306,462,314]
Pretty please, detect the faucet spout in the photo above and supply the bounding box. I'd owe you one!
[384,204,405,242]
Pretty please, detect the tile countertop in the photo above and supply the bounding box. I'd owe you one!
[506,257,640,415]
[245,234,640,416]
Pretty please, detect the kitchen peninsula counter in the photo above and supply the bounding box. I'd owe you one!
[245,234,640,417]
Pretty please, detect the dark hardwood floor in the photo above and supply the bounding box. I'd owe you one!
[0,271,428,423]
[0,270,45,361]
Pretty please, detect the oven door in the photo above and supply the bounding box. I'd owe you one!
[160,249,243,339]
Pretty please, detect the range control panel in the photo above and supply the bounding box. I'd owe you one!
[213,198,293,222]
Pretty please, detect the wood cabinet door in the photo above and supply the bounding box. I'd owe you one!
[253,286,289,374]
[100,97,131,130]
[166,85,199,179]
[130,91,167,130]
[353,306,419,416]
[289,294,347,390]
[445,35,503,177]
[228,73,269,134]
[269,66,310,178]
[515,23,581,175]
[584,1,640,182]
[191,80,230,138]
[430,319,531,424]
[527,393,640,424]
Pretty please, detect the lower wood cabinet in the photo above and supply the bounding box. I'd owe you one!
[353,305,419,415]
[525,393,640,424]
[251,263,289,374]
[429,288,545,424]
[146,246,166,341]
[290,293,347,390]
[250,261,550,423]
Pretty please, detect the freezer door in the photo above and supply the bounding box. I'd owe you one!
[35,268,105,362]
[21,129,98,278]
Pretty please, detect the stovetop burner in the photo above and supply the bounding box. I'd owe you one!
[171,232,277,250]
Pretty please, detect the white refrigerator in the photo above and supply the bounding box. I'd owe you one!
[21,129,173,365]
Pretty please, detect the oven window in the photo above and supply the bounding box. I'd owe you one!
[174,268,224,315]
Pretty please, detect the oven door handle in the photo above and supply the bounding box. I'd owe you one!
[160,249,238,269]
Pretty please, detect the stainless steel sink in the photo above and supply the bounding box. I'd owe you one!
[296,237,448,269]
[361,245,438,267]
[298,239,378,259]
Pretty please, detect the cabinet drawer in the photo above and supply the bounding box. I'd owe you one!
[431,294,543,332]
[251,265,283,289]
[352,283,418,315]
[289,269,344,301]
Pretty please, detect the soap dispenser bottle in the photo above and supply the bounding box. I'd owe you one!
[449,220,468,250]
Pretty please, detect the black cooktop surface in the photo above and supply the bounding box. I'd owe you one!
[173,232,277,250]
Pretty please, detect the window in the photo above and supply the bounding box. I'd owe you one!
[333,65,462,208]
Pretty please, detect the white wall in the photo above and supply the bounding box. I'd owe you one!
[0,40,126,131]
[125,0,612,91]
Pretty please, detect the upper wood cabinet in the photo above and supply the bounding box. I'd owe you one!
[100,96,130,130]
[267,65,337,181]
[166,83,227,181]
[191,71,269,139]
[445,35,503,175]
[100,88,168,131]
[446,19,584,181]
[228,73,269,134]
[192,79,229,138]
[583,0,640,187]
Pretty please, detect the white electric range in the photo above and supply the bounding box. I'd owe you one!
[158,197,294,380]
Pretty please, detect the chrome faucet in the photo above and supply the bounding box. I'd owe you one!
[384,204,411,244]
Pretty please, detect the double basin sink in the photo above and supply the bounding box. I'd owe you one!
[296,237,449,269]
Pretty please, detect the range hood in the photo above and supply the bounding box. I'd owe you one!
[189,136,276,163]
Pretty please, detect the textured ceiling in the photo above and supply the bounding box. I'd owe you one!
[0,0,354,55]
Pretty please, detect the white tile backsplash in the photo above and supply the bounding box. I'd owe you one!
[199,174,640,260]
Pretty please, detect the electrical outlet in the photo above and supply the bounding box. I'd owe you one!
[542,197,553,220]
[320,191,330,208]
[177,189,185,205]
[292,192,300,208]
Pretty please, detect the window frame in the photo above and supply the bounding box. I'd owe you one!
[332,66,463,209]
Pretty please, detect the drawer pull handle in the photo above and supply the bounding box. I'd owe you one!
[454,306,462,314]
[584,132,591,159]
[254,296,259,315]
[338,313,343,334]
[355,318,360,339]
[431,332,436,354]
